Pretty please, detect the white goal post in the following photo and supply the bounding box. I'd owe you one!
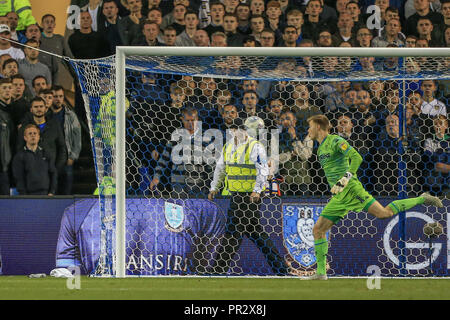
[114,47,450,278]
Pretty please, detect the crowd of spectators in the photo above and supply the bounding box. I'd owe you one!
[0,0,448,198]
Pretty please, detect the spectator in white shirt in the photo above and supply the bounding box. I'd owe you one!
[420,79,447,117]
[0,25,24,60]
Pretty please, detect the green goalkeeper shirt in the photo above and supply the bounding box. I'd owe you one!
[317,134,363,188]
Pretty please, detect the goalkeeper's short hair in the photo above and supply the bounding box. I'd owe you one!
[307,114,331,132]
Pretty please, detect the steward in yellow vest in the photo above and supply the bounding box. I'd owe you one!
[209,118,267,200]
[208,117,289,275]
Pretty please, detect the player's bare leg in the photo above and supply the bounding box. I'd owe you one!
[301,216,334,280]
[367,200,396,219]
[368,193,443,219]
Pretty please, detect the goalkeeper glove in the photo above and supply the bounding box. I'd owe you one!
[331,172,353,194]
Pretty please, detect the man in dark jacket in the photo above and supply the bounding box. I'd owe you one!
[0,77,15,194]
[68,11,111,59]
[0,101,13,195]
[12,123,57,195]
[17,97,67,172]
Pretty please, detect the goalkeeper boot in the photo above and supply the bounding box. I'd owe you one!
[421,192,443,208]
[301,273,328,281]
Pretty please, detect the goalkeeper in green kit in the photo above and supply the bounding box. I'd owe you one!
[303,115,443,280]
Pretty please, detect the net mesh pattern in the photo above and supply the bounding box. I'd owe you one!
[70,52,449,277]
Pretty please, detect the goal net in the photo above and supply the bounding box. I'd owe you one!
[70,47,449,277]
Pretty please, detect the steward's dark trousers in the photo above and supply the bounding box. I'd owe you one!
[211,192,289,275]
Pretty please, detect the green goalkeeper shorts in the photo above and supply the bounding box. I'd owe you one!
[320,178,376,224]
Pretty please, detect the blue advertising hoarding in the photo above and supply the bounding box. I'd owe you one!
[0,197,447,276]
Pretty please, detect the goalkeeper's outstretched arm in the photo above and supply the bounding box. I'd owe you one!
[347,147,363,176]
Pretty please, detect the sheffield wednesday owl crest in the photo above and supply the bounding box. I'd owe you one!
[164,202,185,232]
[282,203,327,267]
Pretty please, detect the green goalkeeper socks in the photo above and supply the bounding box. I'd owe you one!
[314,238,328,276]
[388,196,425,215]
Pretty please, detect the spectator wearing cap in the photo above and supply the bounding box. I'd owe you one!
[0,24,24,60]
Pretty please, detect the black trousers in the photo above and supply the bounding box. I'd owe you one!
[211,192,289,275]
[0,171,9,195]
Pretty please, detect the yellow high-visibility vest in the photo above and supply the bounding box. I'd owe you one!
[93,91,130,147]
[0,0,36,30]
[223,137,259,193]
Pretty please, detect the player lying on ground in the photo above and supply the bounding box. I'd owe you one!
[304,115,443,280]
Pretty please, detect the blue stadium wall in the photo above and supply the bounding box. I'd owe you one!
[0,197,447,276]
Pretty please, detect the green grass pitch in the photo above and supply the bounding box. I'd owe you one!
[0,276,449,300]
